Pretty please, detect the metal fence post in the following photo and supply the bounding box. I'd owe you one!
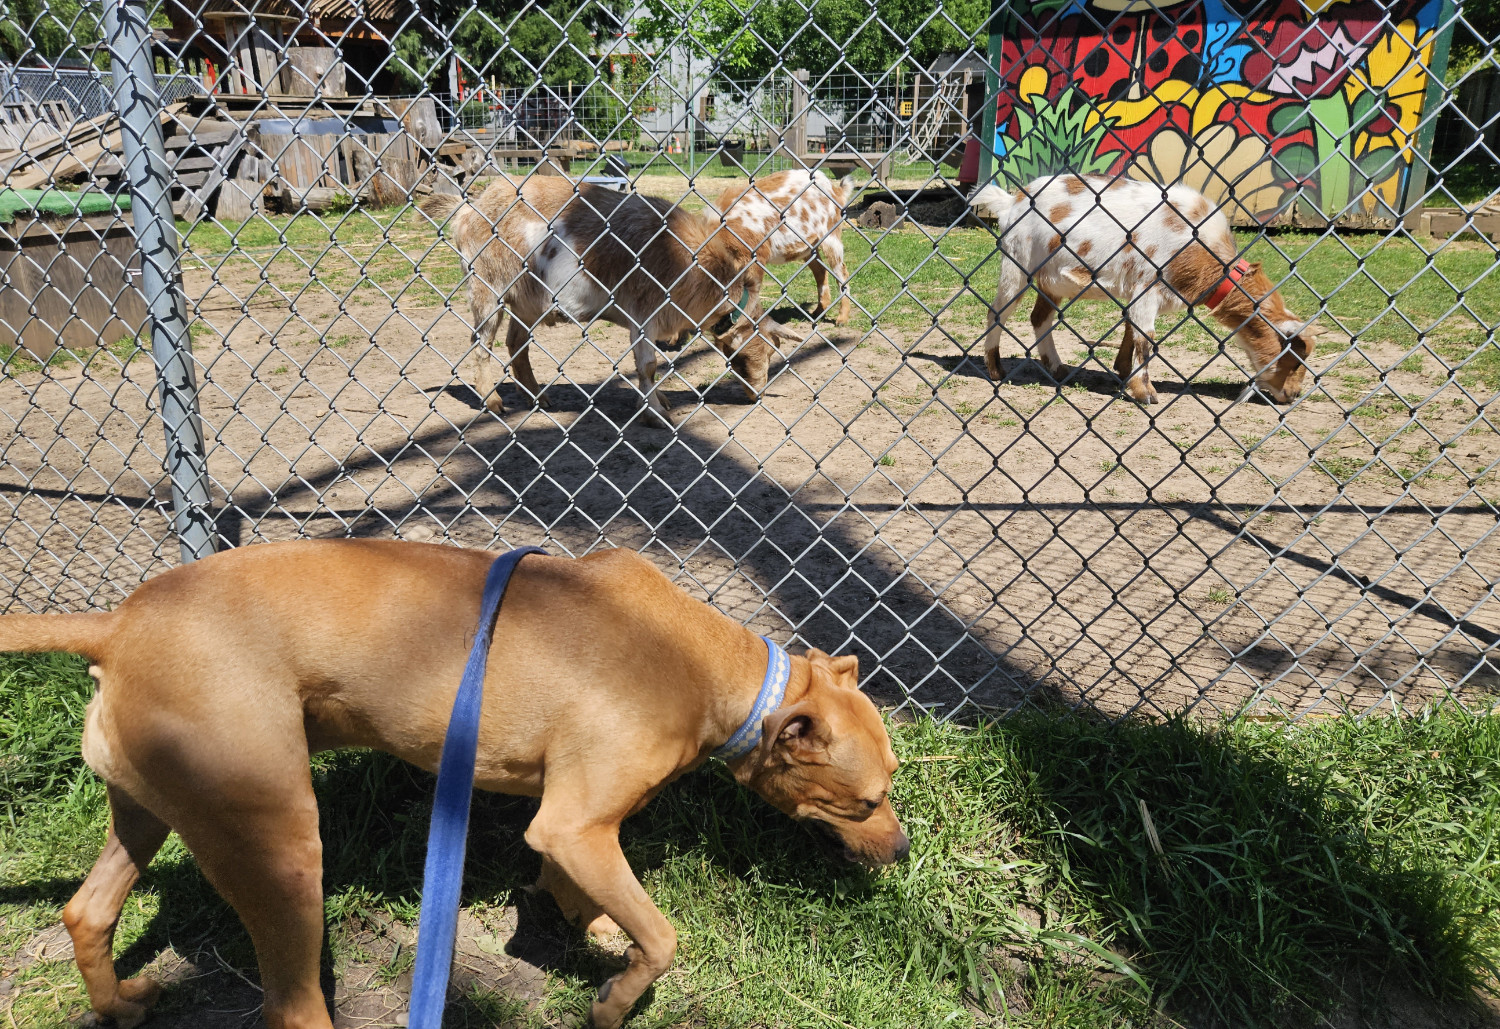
[103,0,216,564]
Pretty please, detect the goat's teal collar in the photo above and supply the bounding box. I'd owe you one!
[712,637,790,762]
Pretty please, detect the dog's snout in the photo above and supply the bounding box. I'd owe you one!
[892,833,911,863]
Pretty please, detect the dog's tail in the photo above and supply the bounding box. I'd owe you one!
[0,612,114,660]
[970,183,1015,222]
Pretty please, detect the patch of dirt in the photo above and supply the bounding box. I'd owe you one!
[0,218,1496,722]
[7,907,568,1028]
[1321,975,1500,1029]
[847,185,975,228]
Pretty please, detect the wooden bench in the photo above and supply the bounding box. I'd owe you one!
[803,151,892,183]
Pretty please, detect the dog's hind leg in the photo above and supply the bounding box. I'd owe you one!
[170,763,330,1028]
[62,787,170,1029]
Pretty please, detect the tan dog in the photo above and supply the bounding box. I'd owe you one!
[0,540,906,1029]
[971,174,1312,404]
[713,169,856,325]
[423,178,799,424]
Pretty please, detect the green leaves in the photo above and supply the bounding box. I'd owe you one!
[999,87,1125,187]
[634,0,988,80]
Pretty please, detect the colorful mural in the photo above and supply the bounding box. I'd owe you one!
[985,0,1454,224]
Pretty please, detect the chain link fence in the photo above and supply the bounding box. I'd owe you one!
[0,0,1496,723]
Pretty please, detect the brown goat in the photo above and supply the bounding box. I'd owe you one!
[422,177,797,423]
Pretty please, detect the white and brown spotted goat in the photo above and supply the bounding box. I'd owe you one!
[971,175,1312,403]
[422,177,797,424]
[713,169,856,325]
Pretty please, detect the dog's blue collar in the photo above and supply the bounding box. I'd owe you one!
[712,636,790,762]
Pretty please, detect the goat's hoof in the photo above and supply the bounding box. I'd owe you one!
[984,354,1003,381]
[642,404,675,429]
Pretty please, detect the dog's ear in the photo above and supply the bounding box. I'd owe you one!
[806,649,859,689]
[826,654,859,689]
[762,703,828,761]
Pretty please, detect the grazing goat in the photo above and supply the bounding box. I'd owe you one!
[712,169,856,325]
[971,174,1312,403]
[423,177,797,424]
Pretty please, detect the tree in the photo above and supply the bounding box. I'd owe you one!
[1,0,100,65]
[633,0,988,82]
[390,0,624,91]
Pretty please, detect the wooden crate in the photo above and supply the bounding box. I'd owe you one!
[0,212,148,360]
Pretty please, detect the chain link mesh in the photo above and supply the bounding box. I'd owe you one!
[1,0,1495,721]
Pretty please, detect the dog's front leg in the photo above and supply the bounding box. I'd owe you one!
[526,815,677,1029]
[535,857,621,938]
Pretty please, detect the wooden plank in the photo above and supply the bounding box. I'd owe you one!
[172,154,222,173]
[0,215,145,358]
[188,136,244,222]
[164,128,238,150]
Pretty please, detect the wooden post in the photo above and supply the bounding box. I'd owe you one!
[789,68,809,166]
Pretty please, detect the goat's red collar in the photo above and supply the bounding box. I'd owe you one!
[1203,259,1253,310]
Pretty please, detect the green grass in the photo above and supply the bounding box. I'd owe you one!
[2,652,1497,1027]
[753,226,1495,381]
[174,184,1496,385]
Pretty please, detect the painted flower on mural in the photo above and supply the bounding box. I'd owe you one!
[993,0,1447,220]
[1131,124,1287,222]
[1000,86,1126,185]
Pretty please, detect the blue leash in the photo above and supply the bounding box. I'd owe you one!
[408,546,545,1029]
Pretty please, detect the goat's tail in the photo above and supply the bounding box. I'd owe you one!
[0,611,114,660]
[832,173,857,206]
[418,193,464,223]
[970,183,1015,222]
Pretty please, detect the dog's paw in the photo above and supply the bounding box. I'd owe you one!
[589,978,628,1029]
[95,977,160,1029]
[586,914,625,942]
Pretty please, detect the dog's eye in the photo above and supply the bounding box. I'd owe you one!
[862,797,882,811]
